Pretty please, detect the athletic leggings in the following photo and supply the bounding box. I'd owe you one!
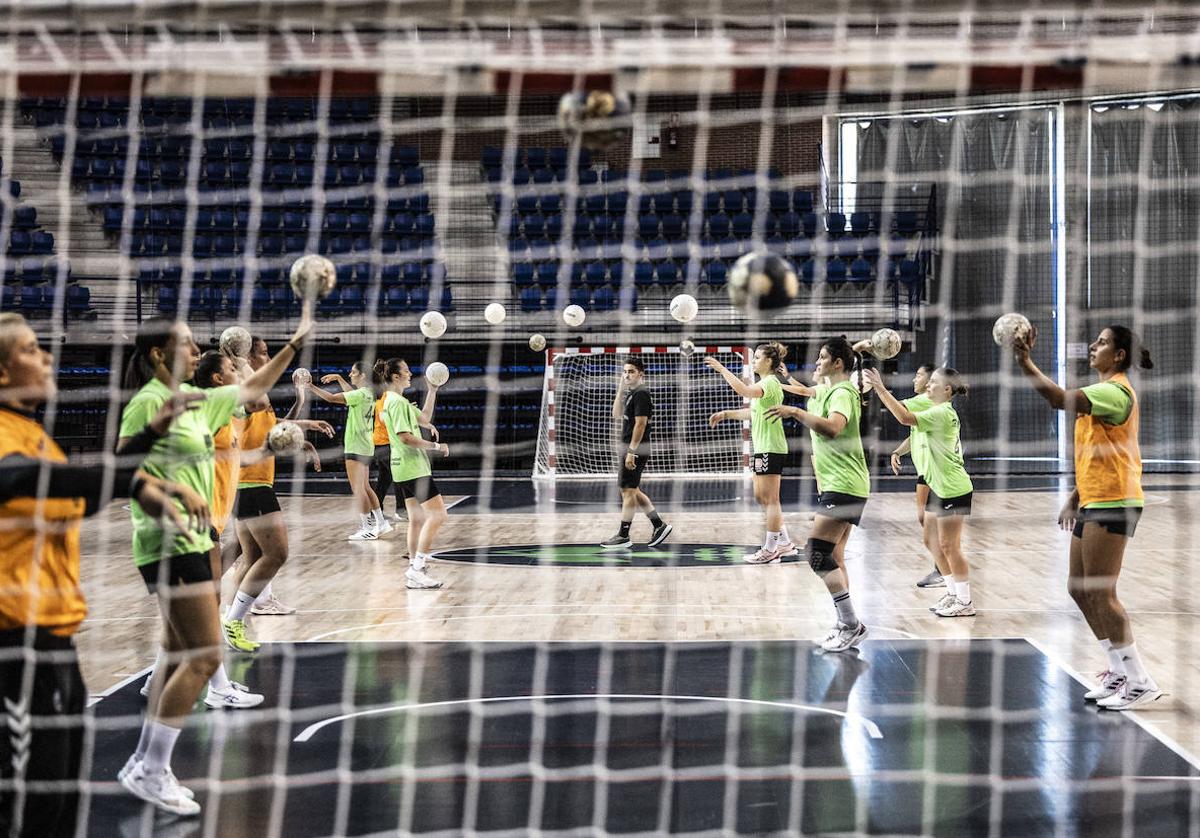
[373,444,401,508]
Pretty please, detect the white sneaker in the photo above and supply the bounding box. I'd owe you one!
[204,681,265,710]
[405,566,443,590]
[119,755,194,800]
[774,540,799,558]
[743,546,782,564]
[139,674,152,699]
[928,592,956,613]
[1097,680,1163,710]
[387,512,405,523]
[1084,670,1126,702]
[374,519,394,536]
[935,597,976,618]
[348,527,379,542]
[250,593,296,616]
[119,759,201,816]
[820,621,868,653]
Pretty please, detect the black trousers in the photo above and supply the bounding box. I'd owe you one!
[0,628,87,838]
[373,444,400,510]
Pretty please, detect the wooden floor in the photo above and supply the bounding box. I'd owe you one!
[76,481,1200,765]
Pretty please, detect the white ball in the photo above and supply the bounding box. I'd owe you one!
[219,326,252,359]
[288,254,337,301]
[670,293,698,323]
[993,312,1033,347]
[870,328,902,360]
[291,368,311,388]
[425,361,450,387]
[419,310,447,339]
[562,304,586,327]
[529,333,547,352]
[849,369,874,394]
[484,303,507,325]
[267,421,305,454]
[679,339,695,357]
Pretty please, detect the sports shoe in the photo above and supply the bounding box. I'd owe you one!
[1084,670,1126,702]
[916,569,946,588]
[118,756,194,800]
[928,592,956,613]
[250,593,295,616]
[648,522,673,547]
[374,519,394,536]
[600,533,632,549]
[139,674,153,699]
[743,546,781,564]
[222,618,259,653]
[119,759,201,817]
[405,566,443,589]
[774,540,799,558]
[204,681,265,710]
[1097,680,1163,710]
[348,527,378,542]
[935,597,976,617]
[820,621,868,653]
[387,511,406,523]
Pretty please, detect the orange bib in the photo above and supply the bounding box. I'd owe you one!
[1074,372,1143,507]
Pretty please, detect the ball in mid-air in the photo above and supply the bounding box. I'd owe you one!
[425,361,450,387]
[562,305,586,327]
[728,252,799,313]
[484,303,507,325]
[992,312,1033,347]
[267,421,305,454]
[870,328,902,360]
[679,339,695,357]
[420,310,447,339]
[529,333,547,352]
[291,368,312,388]
[557,90,632,151]
[670,293,698,323]
[289,254,337,301]
[219,326,252,359]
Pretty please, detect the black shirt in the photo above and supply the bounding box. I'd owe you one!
[621,387,653,448]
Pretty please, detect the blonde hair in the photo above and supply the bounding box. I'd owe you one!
[0,313,29,365]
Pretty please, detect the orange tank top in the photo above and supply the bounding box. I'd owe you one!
[211,418,240,534]
[373,395,389,445]
[238,407,277,487]
[0,408,87,635]
[1074,372,1143,507]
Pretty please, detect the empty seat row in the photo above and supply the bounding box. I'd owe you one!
[104,206,435,236]
[155,283,451,318]
[518,285,635,313]
[0,283,90,314]
[127,231,436,258]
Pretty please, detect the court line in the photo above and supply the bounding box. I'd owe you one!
[292,692,884,744]
[1023,636,1200,772]
[87,665,151,708]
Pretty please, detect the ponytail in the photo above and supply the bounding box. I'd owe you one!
[372,357,406,392]
[938,366,970,400]
[1106,325,1153,372]
[755,341,788,378]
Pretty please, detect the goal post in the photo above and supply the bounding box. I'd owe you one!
[533,345,752,480]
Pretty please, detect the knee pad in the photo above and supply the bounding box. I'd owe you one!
[806,538,838,576]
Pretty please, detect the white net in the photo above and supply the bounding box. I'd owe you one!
[533,346,751,478]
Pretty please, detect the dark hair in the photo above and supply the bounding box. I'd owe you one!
[821,336,866,405]
[194,350,230,389]
[624,356,646,373]
[1105,325,1153,372]
[122,316,177,390]
[372,358,408,389]
[916,363,935,376]
[936,366,970,399]
[755,342,788,377]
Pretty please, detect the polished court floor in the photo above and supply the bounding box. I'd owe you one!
[73,478,1200,835]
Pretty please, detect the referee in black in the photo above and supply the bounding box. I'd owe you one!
[601,356,672,549]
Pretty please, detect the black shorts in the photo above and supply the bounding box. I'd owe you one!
[927,489,973,517]
[815,491,868,527]
[751,452,786,476]
[1072,505,1143,539]
[137,551,214,594]
[0,628,86,838]
[916,474,927,487]
[397,475,441,503]
[618,453,649,489]
[345,452,373,465]
[235,485,281,519]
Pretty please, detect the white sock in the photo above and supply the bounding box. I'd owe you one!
[256,581,274,605]
[411,552,427,570]
[944,575,957,592]
[209,662,232,693]
[133,719,154,761]
[1113,642,1153,686]
[227,590,256,622]
[142,720,181,775]
[955,581,971,604]
[832,590,858,627]
[1099,638,1124,675]
[779,524,791,544]
[371,508,385,526]
[763,531,779,552]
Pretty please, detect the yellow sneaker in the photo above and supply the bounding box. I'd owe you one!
[222,618,260,652]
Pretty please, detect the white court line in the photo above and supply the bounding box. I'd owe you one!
[1023,636,1200,772]
[87,665,151,708]
[293,693,884,744]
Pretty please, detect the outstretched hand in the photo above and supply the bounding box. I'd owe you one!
[764,404,799,422]
[861,367,885,393]
[703,356,726,373]
[1011,324,1038,361]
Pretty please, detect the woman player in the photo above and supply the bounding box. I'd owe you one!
[866,366,975,616]
[765,337,870,653]
[890,365,946,589]
[372,385,404,523]
[376,358,448,589]
[707,343,796,562]
[306,362,390,541]
[0,312,206,836]
[116,315,313,815]
[1013,324,1159,710]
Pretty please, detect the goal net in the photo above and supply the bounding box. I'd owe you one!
[533,345,751,478]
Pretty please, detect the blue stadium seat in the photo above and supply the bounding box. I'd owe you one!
[731,213,753,239]
[634,261,655,287]
[383,286,408,314]
[723,190,745,213]
[655,260,679,285]
[802,213,819,238]
[704,261,728,285]
[896,211,919,236]
[584,261,608,287]
[707,213,730,238]
[637,214,659,238]
[826,259,847,282]
[607,192,628,215]
[519,286,541,312]
[850,212,874,236]
[827,213,847,238]
[535,261,559,287]
[793,190,814,213]
[849,257,873,281]
[591,286,615,311]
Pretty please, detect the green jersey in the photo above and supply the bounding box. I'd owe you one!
[381,391,430,482]
[750,374,788,455]
[902,394,933,476]
[1079,381,1142,509]
[119,379,240,566]
[807,381,870,498]
[342,387,376,457]
[912,402,973,499]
